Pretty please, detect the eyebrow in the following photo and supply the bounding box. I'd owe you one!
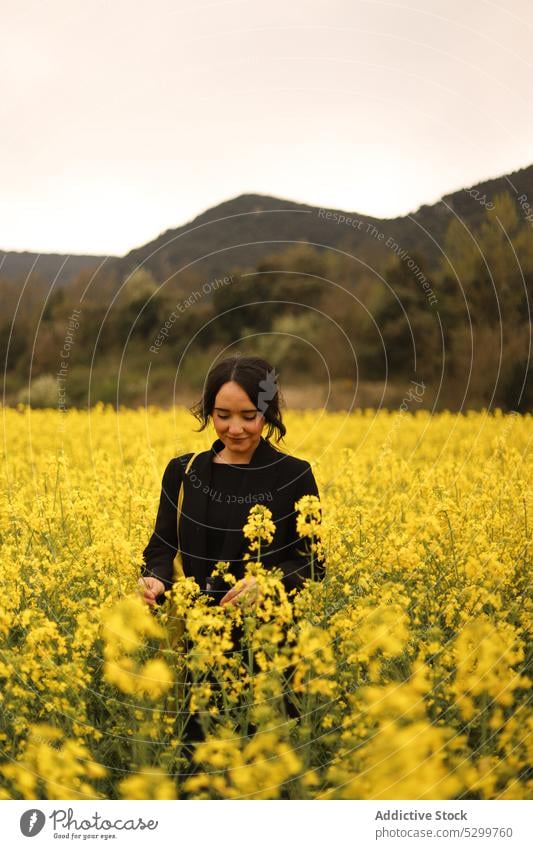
[213,406,258,413]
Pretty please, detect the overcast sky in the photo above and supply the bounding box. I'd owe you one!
[2,0,532,255]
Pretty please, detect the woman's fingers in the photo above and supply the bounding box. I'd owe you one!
[220,577,259,606]
[138,577,164,606]
[143,590,158,608]
[220,578,250,606]
[219,585,240,605]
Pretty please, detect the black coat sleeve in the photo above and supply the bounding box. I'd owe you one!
[275,462,325,594]
[141,458,182,593]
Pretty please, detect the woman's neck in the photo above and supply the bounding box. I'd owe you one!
[213,435,263,465]
[213,450,250,465]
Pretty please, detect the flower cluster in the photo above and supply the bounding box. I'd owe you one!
[242,503,276,552]
[101,596,174,700]
[295,494,322,538]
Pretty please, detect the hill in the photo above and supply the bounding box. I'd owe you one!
[0,250,111,287]
[1,163,532,288]
[112,163,533,285]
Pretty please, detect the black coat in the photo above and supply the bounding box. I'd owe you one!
[141,436,323,602]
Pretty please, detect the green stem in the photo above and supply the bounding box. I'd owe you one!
[480,692,490,754]
[444,511,460,581]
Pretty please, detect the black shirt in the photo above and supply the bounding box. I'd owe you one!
[205,461,249,581]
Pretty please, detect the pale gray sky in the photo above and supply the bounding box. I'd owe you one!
[2,0,532,255]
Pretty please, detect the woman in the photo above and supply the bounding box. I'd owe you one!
[140,355,323,608]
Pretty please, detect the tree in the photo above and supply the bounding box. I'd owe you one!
[373,254,441,380]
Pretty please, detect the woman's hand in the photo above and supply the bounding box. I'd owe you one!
[220,575,262,608]
[139,576,166,608]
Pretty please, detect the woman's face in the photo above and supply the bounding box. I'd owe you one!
[212,380,266,456]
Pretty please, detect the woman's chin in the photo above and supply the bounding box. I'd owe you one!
[223,435,261,453]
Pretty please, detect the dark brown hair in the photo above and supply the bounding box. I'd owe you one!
[190,355,286,442]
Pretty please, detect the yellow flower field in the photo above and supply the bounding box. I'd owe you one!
[0,405,531,800]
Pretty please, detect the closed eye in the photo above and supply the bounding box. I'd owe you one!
[217,415,256,421]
